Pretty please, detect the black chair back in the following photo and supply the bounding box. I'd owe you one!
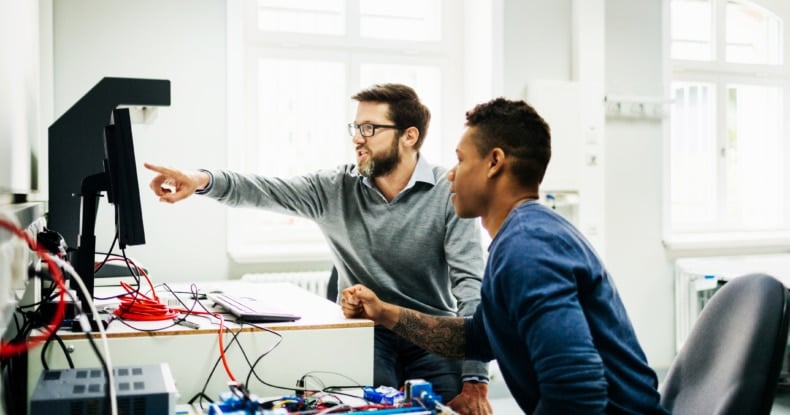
[660,273,790,415]
[326,266,339,302]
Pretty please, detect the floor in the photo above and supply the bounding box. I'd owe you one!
[488,379,521,413]
[772,387,790,414]
[490,395,522,413]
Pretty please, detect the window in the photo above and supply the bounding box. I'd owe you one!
[227,0,465,261]
[668,0,790,247]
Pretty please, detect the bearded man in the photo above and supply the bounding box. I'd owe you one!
[145,84,492,415]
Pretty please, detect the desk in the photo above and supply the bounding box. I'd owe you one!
[26,282,374,409]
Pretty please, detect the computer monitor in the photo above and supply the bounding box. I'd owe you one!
[72,108,146,315]
[47,77,169,250]
[46,77,169,321]
[104,108,145,249]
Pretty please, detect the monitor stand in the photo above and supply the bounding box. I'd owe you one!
[73,171,109,327]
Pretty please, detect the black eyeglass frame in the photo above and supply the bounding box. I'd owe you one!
[347,123,401,138]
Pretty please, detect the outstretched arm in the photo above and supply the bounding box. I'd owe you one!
[144,163,211,203]
[341,284,466,359]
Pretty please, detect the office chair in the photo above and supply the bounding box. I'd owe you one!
[660,273,790,415]
[326,266,339,302]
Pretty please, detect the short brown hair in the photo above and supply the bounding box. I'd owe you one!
[352,84,431,151]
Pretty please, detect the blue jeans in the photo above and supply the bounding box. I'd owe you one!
[373,326,463,401]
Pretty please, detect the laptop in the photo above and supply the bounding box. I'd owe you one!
[206,292,301,323]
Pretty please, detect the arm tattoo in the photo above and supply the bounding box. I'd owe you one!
[392,308,466,359]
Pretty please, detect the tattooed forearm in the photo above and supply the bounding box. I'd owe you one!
[392,308,466,359]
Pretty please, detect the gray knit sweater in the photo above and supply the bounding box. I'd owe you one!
[202,157,488,377]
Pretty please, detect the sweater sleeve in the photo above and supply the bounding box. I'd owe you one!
[201,168,337,219]
[495,227,608,414]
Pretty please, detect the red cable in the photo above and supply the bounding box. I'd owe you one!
[109,258,180,321]
[113,281,179,321]
[106,261,238,382]
[214,312,237,383]
[0,218,68,359]
[101,256,238,382]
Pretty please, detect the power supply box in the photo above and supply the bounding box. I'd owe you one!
[30,363,177,415]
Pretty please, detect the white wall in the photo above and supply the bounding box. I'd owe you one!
[603,0,674,369]
[51,0,229,282]
[502,0,675,368]
[503,0,573,92]
[0,0,41,195]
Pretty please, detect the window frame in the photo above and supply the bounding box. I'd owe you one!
[665,0,790,253]
[226,0,467,263]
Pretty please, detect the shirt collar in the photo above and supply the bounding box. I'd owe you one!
[411,154,436,186]
[362,154,436,189]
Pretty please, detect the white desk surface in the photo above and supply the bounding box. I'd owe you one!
[27,281,374,409]
[46,280,373,338]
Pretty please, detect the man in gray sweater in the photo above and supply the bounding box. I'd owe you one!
[145,84,491,414]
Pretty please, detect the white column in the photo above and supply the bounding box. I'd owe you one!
[572,0,606,257]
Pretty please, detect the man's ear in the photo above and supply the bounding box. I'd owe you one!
[487,147,506,179]
[401,126,420,148]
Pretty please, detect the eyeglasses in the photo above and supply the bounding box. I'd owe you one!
[347,123,400,138]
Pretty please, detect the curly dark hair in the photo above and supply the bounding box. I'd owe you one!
[465,98,551,187]
[352,84,431,151]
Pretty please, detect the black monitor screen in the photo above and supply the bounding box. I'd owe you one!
[104,108,145,249]
[45,78,168,318]
[47,77,169,251]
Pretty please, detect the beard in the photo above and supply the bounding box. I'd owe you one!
[358,136,400,178]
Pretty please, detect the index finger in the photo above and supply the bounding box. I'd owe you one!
[143,162,178,176]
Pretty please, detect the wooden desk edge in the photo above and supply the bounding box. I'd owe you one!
[30,318,373,341]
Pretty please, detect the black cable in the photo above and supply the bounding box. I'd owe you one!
[162,283,203,316]
[112,283,208,333]
[243,323,284,388]
[190,320,291,409]
[301,371,364,388]
[39,331,75,370]
[121,247,139,279]
[12,312,21,333]
[111,318,178,333]
[10,311,33,344]
[94,240,147,303]
[318,388,371,403]
[54,334,76,369]
[92,231,118,275]
[39,332,52,371]
[84,331,112,414]
[64,278,114,414]
[93,257,142,302]
[189,325,245,410]
[178,284,241,410]
[16,281,59,310]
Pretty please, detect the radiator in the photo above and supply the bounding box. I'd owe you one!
[675,254,790,383]
[241,271,332,299]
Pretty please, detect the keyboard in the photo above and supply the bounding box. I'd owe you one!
[206,292,301,323]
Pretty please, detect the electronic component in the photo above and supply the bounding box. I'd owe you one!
[207,292,301,322]
[208,379,455,414]
[405,379,437,403]
[404,379,458,415]
[30,363,177,415]
[363,385,404,405]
